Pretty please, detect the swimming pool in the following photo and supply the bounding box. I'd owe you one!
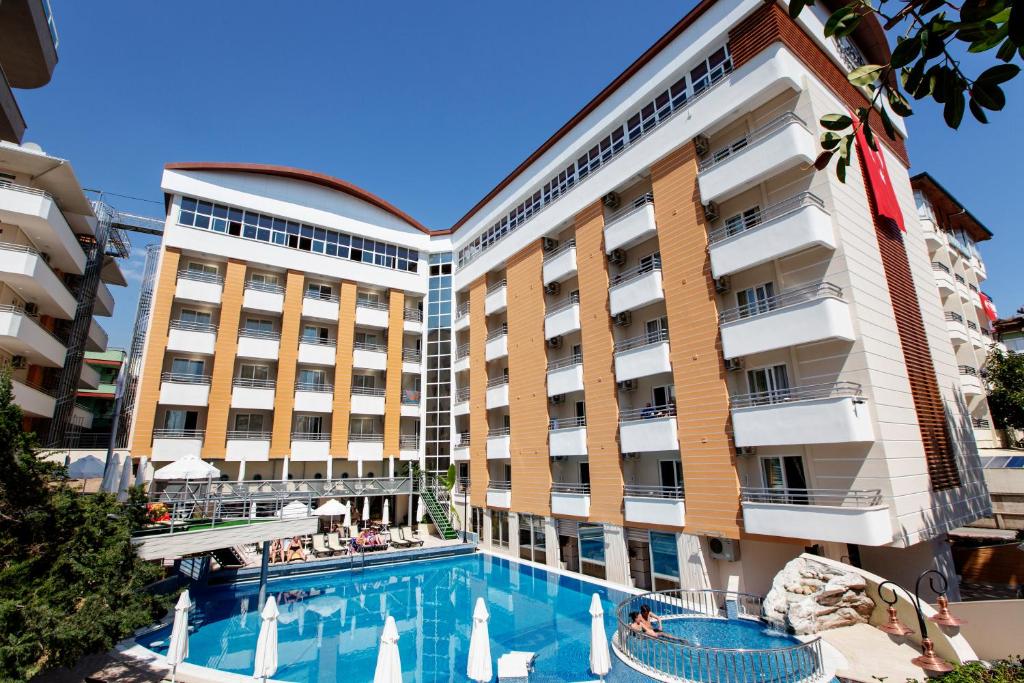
[139,553,809,682]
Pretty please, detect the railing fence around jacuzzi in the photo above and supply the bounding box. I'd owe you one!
[740,486,882,507]
[614,589,824,683]
[729,381,863,409]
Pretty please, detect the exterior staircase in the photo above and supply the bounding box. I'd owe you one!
[421,482,459,540]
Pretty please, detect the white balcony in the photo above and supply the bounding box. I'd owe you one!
[549,422,587,457]
[151,430,204,461]
[0,182,87,274]
[452,442,471,462]
[231,381,276,410]
[400,399,420,417]
[708,194,835,278]
[351,390,386,415]
[604,195,657,253]
[932,264,955,295]
[609,266,664,316]
[698,112,817,203]
[719,283,854,360]
[86,319,108,352]
[403,309,424,334]
[545,300,581,339]
[175,272,223,305]
[453,394,470,416]
[551,484,591,517]
[401,348,421,373]
[72,404,94,429]
[294,387,333,413]
[740,488,892,546]
[959,369,983,399]
[226,434,271,462]
[236,332,280,360]
[619,413,679,453]
[623,486,686,527]
[167,322,216,355]
[12,378,55,418]
[291,435,331,461]
[349,437,385,461]
[95,280,115,317]
[547,360,584,397]
[945,314,968,345]
[731,382,874,447]
[353,344,388,370]
[969,326,986,350]
[79,361,101,389]
[485,330,508,361]
[356,302,389,328]
[242,285,284,314]
[453,348,470,374]
[956,279,973,304]
[487,431,511,459]
[399,436,420,460]
[0,306,66,366]
[614,333,671,382]
[298,340,336,366]
[486,380,509,409]
[542,242,577,285]
[453,307,471,332]
[159,375,211,407]
[486,484,512,508]
[0,244,77,318]
[302,295,339,322]
[485,282,508,315]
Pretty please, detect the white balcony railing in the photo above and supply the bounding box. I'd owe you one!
[740,486,891,545]
[730,382,874,446]
[623,484,686,527]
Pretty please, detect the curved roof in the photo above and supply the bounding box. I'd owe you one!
[164,162,434,235]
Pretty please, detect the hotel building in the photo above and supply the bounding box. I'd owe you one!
[130,0,994,594]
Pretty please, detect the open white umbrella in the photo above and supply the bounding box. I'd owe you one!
[67,454,105,479]
[166,590,191,683]
[589,593,611,680]
[373,615,402,683]
[253,595,279,682]
[279,500,310,519]
[382,498,390,527]
[314,498,347,517]
[153,454,221,481]
[466,597,493,682]
[116,455,134,502]
[363,497,370,526]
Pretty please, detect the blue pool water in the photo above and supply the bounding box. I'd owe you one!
[139,553,807,682]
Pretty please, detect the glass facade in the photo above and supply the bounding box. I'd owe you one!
[424,252,453,475]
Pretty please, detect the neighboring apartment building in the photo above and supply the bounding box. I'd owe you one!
[995,312,1024,354]
[130,0,993,595]
[74,348,126,444]
[0,0,129,441]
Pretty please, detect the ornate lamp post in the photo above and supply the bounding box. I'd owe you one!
[876,569,965,674]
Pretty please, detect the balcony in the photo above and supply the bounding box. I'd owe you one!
[613,330,671,382]
[719,282,854,360]
[297,338,337,366]
[697,112,817,203]
[453,303,470,332]
[294,382,334,413]
[731,382,874,447]
[242,281,285,314]
[159,373,211,407]
[955,275,973,303]
[353,342,388,370]
[95,280,115,317]
[175,270,223,305]
[547,356,584,396]
[11,378,55,418]
[399,435,420,460]
[932,262,955,295]
[0,181,87,274]
[86,318,108,352]
[453,387,470,416]
[486,481,512,508]
[151,429,205,461]
[968,322,986,350]
[487,427,511,459]
[707,193,835,278]
[486,376,509,409]
[291,432,330,461]
[348,434,384,461]
[945,312,968,345]
[453,478,470,502]
[167,320,217,355]
[351,387,386,415]
[609,264,664,315]
[549,417,587,457]
[454,344,470,373]
[604,194,657,253]
[225,431,271,461]
[355,299,389,328]
[401,388,421,417]
[620,405,679,453]
[0,305,66,366]
[545,298,581,339]
[452,433,471,461]
[79,361,101,389]
[302,292,339,322]
[959,366,983,398]
[403,307,424,333]
[236,329,281,360]
[0,243,76,318]
[542,240,577,285]
[972,417,994,448]
[623,484,686,527]
[231,378,276,410]
[402,347,421,373]
[551,483,591,517]
[485,280,508,315]
[740,487,892,546]
[485,325,508,361]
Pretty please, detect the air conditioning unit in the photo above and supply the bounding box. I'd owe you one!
[724,357,744,372]
[552,455,567,462]
[694,134,711,156]
[703,201,720,222]
[608,249,627,266]
[10,355,26,369]
[546,336,563,349]
[542,237,559,252]
[709,537,740,562]
[736,446,757,457]
[622,452,640,461]
[23,302,38,316]
[714,276,731,293]
[614,311,632,327]
[544,282,561,296]
[602,192,621,210]
[616,379,636,391]
[549,394,566,405]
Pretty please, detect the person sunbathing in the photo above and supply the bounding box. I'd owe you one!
[286,536,307,562]
[630,612,691,644]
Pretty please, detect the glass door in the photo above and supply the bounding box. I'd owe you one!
[760,455,808,503]
[746,364,790,404]
[736,282,776,317]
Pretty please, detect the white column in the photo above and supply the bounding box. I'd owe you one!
[237,459,246,482]
[326,457,333,480]
[603,524,632,587]
[388,457,395,478]
[482,509,493,548]
[281,457,290,481]
[544,517,560,568]
[507,512,520,557]
[677,533,714,590]
[357,458,364,477]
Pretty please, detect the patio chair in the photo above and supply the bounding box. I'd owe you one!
[389,530,411,549]
[400,526,424,547]
[326,532,348,555]
[349,524,360,538]
[311,533,333,558]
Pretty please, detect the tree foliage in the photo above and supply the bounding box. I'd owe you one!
[791,0,1023,180]
[984,347,1024,444]
[0,371,167,681]
[904,656,1024,681]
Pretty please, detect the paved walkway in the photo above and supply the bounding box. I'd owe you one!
[822,623,932,682]
[31,650,166,683]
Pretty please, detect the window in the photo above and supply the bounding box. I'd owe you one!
[238,364,270,380]
[724,206,762,237]
[295,414,324,434]
[760,455,808,501]
[649,531,680,586]
[179,309,212,325]
[170,358,204,376]
[579,524,606,565]
[736,282,776,317]
[652,384,675,407]
[660,460,683,489]
[355,331,380,346]
[306,282,333,299]
[164,410,198,431]
[243,318,274,333]
[234,414,265,432]
[357,291,382,305]
[352,374,377,390]
[646,317,668,343]
[690,46,732,94]
[187,261,218,276]
[746,364,790,404]
[350,417,379,435]
[302,325,329,341]
[249,272,279,285]
[639,251,662,272]
[297,368,326,386]
[579,461,590,485]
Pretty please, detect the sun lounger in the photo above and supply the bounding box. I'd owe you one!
[311,534,334,558]
[326,532,348,555]
[497,651,536,682]
[400,526,424,547]
[389,531,411,549]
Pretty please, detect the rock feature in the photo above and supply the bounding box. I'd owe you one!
[763,557,875,635]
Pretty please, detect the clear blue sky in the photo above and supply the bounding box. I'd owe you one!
[15,1,1022,348]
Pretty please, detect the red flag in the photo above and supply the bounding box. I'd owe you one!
[853,115,905,231]
[980,292,998,322]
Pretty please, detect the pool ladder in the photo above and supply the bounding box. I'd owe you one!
[348,547,367,573]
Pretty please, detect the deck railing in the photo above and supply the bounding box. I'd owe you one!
[740,486,882,507]
[729,381,862,409]
[718,282,843,324]
[623,484,684,499]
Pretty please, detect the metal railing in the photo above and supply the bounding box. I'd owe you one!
[932,261,951,274]
[354,340,387,353]
[486,375,509,388]
[955,274,966,285]
[486,279,507,295]
[199,476,415,500]
[455,343,470,360]
[299,336,336,347]
[718,282,843,324]
[0,180,57,203]
[623,484,685,499]
[730,381,863,409]
[160,372,212,385]
[945,311,964,323]
[0,242,67,282]
[967,320,979,331]
[399,435,419,449]
[610,261,661,289]
[232,377,275,389]
[352,385,386,396]
[169,319,217,333]
[546,295,581,316]
[304,290,339,303]
[177,269,224,284]
[245,280,284,294]
[486,324,508,341]
[698,112,808,172]
[549,415,586,430]
[295,381,332,393]
[291,431,330,441]
[615,328,670,353]
[238,327,280,340]
[455,478,471,494]
[972,417,991,428]
[356,298,389,311]
[551,482,590,494]
[455,432,471,447]
[455,387,471,403]
[0,303,68,345]
[402,348,421,363]
[226,430,271,440]
[153,428,205,440]
[547,354,583,371]
[959,365,978,377]
[707,192,827,244]
[135,491,318,537]
[403,307,423,322]
[488,480,512,491]
[741,486,882,507]
[621,403,677,422]
[488,426,511,438]
[455,302,471,319]
[605,193,654,227]
[614,588,823,683]
[542,238,576,261]
[349,433,384,442]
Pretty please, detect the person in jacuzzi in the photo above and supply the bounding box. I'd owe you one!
[639,604,662,631]
[629,611,691,644]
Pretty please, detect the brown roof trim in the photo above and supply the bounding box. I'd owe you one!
[164,162,436,235]
[910,171,993,241]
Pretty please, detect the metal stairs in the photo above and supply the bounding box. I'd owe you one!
[420,483,459,540]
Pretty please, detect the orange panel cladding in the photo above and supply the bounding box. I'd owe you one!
[468,278,489,508]
[383,289,406,457]
[202,259,246,459]
[269,270,305,457]
[330,282,358,456]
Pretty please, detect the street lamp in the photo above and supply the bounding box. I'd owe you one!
[876,569,965,674]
